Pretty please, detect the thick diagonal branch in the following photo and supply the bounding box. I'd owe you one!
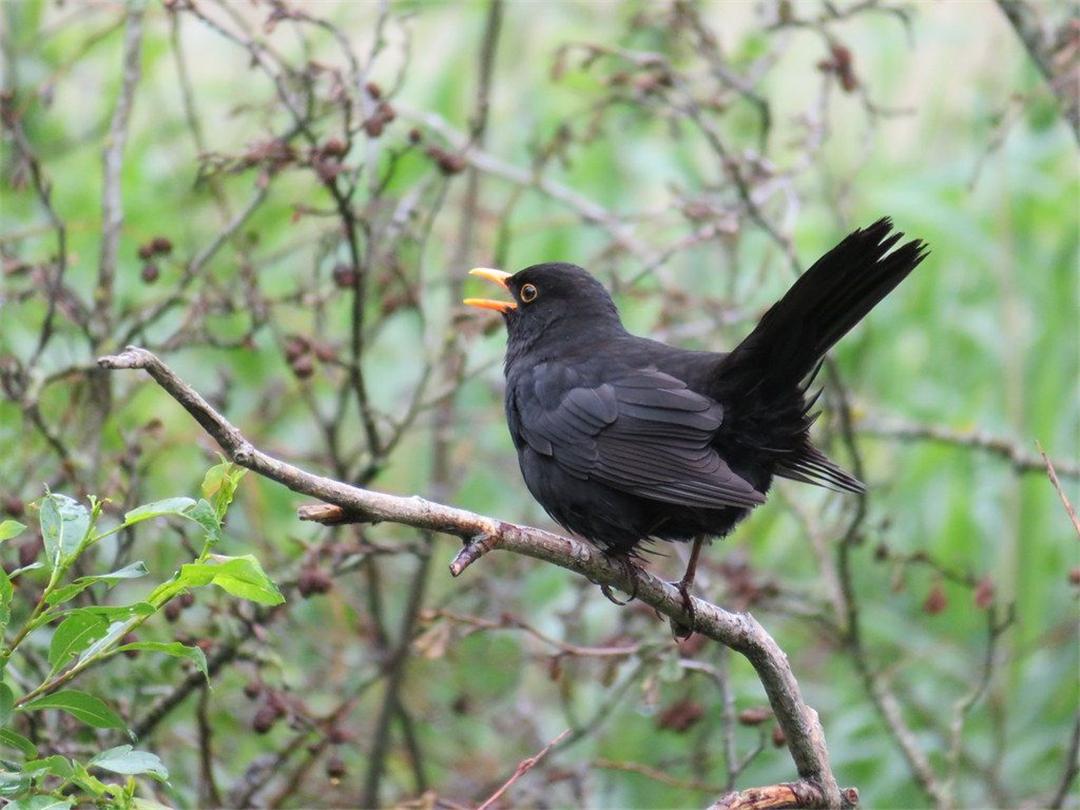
[98,345,849,808]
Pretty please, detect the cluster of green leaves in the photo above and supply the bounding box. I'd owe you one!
[0,462,284,808]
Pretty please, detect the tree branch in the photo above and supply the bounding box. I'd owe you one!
[711,781,859,810]
[995,0,1079,144]
[98,345,850,808]
[95,4,145,337]
[859,416,1079,479]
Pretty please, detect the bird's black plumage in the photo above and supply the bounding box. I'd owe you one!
[467,219,928,559]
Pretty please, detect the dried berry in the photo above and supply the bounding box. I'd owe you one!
[140,263,160,284]
[3,496,24,518]
[314,159,343,183]
[320,137,347,158]
[137,243,154,261]
[297,566,332,598]
[18,538,40,569]
[426,145,466,175]
[332,263,357,288]
[179,591,195,609]
[738,706,772,726]
[243,680,263,701]
[313,342,336,363]
[772,724,787,747]
[363,118,384,138]
[290,354,315,380]
[974,576,995,610]
[252,702,284,734]
[150,236,173,254]
[547,655,563,682]
[676,631,707,658]
[283,334,310,363]
[327,726,351,745]
[407,127,422,144]
[656,699,704,733]
[923,583,948,615]
[164,600,183,623]
[817,43,858,93]
[325,754,347,781]
[121,633,139,658]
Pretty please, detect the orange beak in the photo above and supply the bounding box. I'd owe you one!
[464,268,516,314]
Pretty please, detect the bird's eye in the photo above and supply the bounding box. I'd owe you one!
[520,283,538,303]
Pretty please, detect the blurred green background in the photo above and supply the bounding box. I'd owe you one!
[1,1,1077,808]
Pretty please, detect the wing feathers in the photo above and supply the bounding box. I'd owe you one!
[517,366,761,510]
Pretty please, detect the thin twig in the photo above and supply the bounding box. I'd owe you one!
[1050,712,1080,809]
[476,728,571,810]
[1038,440,1080,537]
[95,4,145,338]
[593,757,724,794]
[861,419,1079,479]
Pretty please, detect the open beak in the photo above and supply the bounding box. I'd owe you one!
[464,268,516,314]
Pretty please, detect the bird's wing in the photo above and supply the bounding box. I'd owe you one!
[517,366,765,509]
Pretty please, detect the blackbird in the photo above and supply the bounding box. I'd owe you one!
[465,218,927,622]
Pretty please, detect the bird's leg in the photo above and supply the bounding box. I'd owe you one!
[669,536,705,639]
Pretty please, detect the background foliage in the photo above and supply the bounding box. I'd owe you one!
[0,0,1077,808]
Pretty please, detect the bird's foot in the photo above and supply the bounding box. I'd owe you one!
[668,579,697,640]
[667,536,704,639]
[598,555,641,606]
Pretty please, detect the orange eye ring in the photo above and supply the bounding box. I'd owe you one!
[520,283,538,303]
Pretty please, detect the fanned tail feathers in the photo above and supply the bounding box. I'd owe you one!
[718,217,928,495]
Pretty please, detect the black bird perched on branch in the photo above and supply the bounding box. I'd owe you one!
[465,218,927,626]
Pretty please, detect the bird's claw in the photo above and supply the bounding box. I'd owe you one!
[597,556,641,606]
[668,580,697,640]
[600,583,631,606]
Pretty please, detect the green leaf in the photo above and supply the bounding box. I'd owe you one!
[201,460,246,520]
[88,560,150,583]
[68,761,108,796]
[90,745,168,781]
[23,755,74,779]
[0,683,12,726]
[9,797,75,810]
[8,562,43,579]
[48,613,109,670]
[0,567,11,632]
[0,520,26,543]
[65,602,155,622]
[42,582,89,606]
[39,494,90,568]
[0,728,37,757]
[45,562,150,606]
[178,554,284,606]
[122,497,196,527]
[20,690,125,729]
[115,641,208,680]
[185,499,222,551]
[124,496,222,552]
[0,769,31,798]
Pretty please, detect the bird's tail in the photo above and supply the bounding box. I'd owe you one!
[716,218,928,493]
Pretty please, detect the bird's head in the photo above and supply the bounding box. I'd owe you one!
[464,262,623,354]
